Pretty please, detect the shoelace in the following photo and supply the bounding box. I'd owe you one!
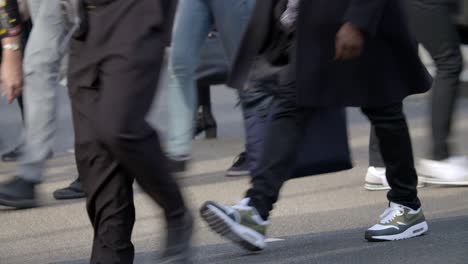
[380,206,404,224]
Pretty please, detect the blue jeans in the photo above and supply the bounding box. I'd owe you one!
[166,0,255,157]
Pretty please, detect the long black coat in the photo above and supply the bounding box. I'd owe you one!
[229,0,432,107]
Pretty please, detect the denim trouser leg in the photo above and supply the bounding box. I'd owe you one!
[209,0,255,63]
[18,0,66,182]
[241,81,275,172]
[211,0,258,159]
[166,0,213,157]
[166,0,256,157]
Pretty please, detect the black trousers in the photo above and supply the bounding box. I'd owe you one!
[68,1,186,263]
[370,0,463,165]
[247,57,421,221]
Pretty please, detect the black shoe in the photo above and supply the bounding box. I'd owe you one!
[194,108,217,139]
[1,146,23,162]
[0,176,37,209]
[160,211,194,264]
[1,148,53,163]
[226,152,250,177]
[168,156,190,173]
[53,179,86,200]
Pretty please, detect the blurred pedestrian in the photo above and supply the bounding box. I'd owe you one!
[366,0,468,190]
[68,0,192,262]
[0,0,85,209]
[201,0,432,251]
[166,0,265,177]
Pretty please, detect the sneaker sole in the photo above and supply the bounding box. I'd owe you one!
[53,193,86,200]
[225,171,250,177]
[0,197,37,209]
[364,182,425,191]
[366,221,428,242]
[419,176,468,186]
[364,182,391,191]
[200,202,265,252]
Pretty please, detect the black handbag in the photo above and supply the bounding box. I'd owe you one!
[290,107,352,179]
[245,92,353,179]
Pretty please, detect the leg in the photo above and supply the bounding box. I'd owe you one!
[198,84,211,108]
[363,104,428,242]
[194,83,217,139]
[210,0,255,62]
[240,78,276,173]
[70,0,191,261]
[200,56,308,251]
[0,0,66,209]
[369,126,385,167]
[68,42,136,264]
[166,0,213,158]
[409,0,463,160]
[364,125,394,191]
[362,104,421,209]
[246,86,306,220]
[18,0,66,182]
[211,0,268,175]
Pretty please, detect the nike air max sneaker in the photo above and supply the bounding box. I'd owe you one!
[365,202,428,241]
[200,198,268,251]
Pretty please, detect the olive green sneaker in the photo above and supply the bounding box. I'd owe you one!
[365,202,428,241]
[200,198,268,251]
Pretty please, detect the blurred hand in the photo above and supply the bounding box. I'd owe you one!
[1,50,23,104]
[335,22,364,61]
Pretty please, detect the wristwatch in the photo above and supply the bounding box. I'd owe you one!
[2,43,21,51]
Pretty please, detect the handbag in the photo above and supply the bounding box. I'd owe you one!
[290,107,352,178]
[245,93,352,179]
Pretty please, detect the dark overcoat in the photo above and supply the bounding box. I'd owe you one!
[229,0,432,107]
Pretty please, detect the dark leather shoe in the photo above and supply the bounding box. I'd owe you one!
[1,147,53,163]
[53,179,86,200]
[0,176,37,209]
[1,147,23,162]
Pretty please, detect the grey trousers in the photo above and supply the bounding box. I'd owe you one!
[18,0,68,182]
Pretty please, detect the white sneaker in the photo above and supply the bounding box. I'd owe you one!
[418,156,468,186]
[364,167,424,191]
[365,167,389,190]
